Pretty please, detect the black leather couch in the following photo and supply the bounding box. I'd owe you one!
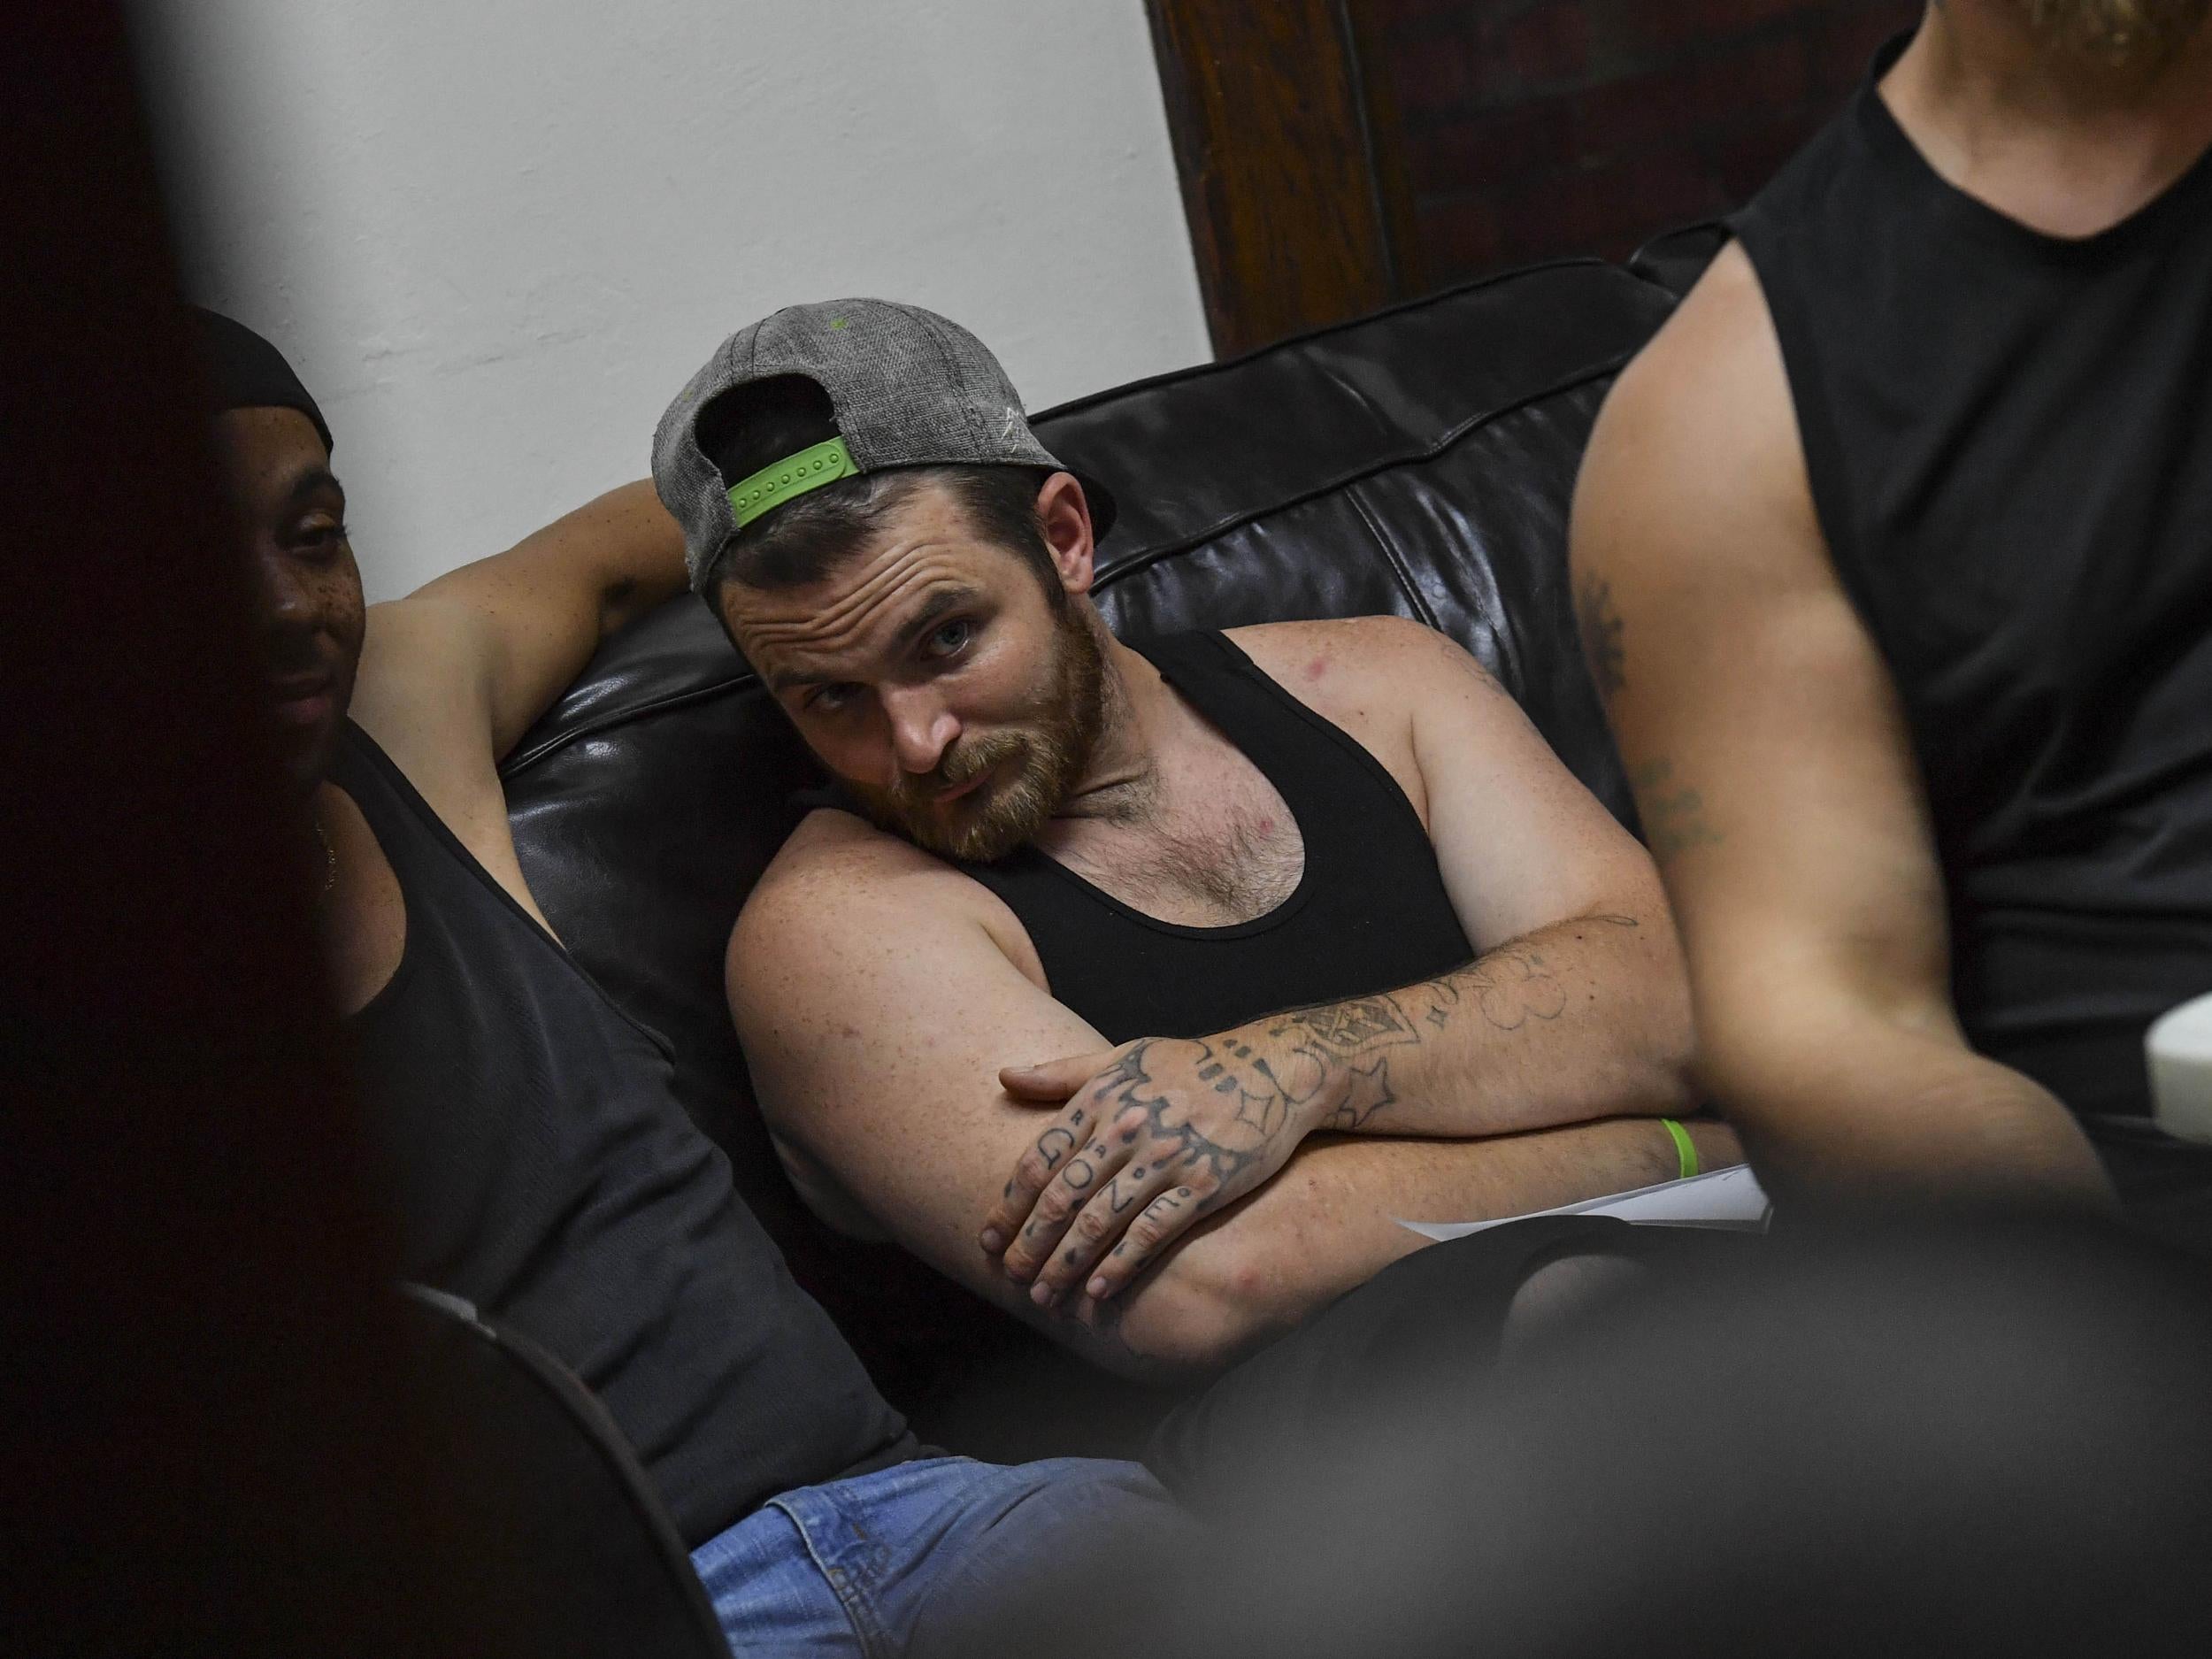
[502,249,1699,1448]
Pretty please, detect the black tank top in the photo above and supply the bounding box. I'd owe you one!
[330,722,912,1547]
[1733,35,2212,1120]
[963,631,1474,1040]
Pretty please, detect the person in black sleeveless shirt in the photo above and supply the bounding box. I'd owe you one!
[1571,3,2212,1241]
[198,309,1182,1658]
[656,300,1727,1380]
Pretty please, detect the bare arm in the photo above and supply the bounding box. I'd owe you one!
[732,811,1737,1378]
[1250,619,1692,1139]
[982,619,1699,1296]
[1102,1112,1728,1364]
[356,480,687,764]
[349,481,688,894]
[1569,243,2110,1217]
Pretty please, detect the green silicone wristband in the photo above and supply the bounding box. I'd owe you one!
[1661,1118,1698,1181]
[726,436,860,528]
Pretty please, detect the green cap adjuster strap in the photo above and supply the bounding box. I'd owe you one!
[1660,1118,1699,1181]
[726,436,860,528]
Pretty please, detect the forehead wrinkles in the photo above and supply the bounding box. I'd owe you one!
[741,542,964,660]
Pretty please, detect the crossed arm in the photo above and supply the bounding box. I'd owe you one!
[733,625,1721,1376]
[1567,244,2111,1217]
[976,905,1694,1310]
[977,622,1698,1305]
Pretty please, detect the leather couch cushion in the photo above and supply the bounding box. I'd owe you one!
[498,257,1678,1425]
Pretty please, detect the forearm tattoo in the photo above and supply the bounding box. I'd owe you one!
[1002,925,1645,1330]
[1262,919,1639,1129]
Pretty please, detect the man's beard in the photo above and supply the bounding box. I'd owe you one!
[2021,0,2210,67]
[849,603,1107,864]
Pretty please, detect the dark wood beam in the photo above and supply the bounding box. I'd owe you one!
[1145,0,1399,357]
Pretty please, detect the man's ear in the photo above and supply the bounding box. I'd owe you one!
[1035,472,1096,599]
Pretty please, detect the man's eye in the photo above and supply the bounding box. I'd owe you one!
[924,618,973,658]
[296,519,349,556]
[808,684,859,713]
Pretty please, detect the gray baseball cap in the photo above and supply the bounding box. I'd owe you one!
[652,297,1118,592]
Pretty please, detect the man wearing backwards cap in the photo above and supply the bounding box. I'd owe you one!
[664,300,1736,1376]
[197,308,1182,1658]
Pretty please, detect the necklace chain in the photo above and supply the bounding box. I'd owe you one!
[312,814,337,903]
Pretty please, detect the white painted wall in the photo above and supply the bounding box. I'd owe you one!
[135,0,1210,600]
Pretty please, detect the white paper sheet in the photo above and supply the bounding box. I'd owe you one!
[1396,1163,1770,1242]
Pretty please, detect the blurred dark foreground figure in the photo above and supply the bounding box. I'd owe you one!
[937,1220,2212,1659]
[8,10,721,1650]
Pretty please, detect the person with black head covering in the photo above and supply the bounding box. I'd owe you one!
[189,305,1187,1658]
[196,309,352,790]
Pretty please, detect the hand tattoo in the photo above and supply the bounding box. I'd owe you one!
[1111,1187,1194,1257]
[1084,1041,1286,1195]
[1035,1126,1076,1170]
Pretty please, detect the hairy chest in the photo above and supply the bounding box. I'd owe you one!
[1049,755,1307,928]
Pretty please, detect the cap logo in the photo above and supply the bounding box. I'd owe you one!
[726,435,861,529]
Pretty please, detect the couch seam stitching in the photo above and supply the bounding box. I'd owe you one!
[1030,255,1658,421]
[1345,480,1440,633]
[1093,352,1632,595]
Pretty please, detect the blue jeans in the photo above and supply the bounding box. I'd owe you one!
[689,1455,1179,1658]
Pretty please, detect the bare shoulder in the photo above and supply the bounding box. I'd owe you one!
[1228,612,1477,674]
[1612,240,1786,420]
[350,595,497,777]
[1576,242,1821,591]
[1227,613,1499,722]
[741,809,972,928]
[1574,243,1914,880]
[731,808,1045,992]
[1225,617,1520,827]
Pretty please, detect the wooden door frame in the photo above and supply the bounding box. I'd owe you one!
[1144,0,1409,357]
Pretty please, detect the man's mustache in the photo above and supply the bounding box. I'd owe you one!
[891,731,1029,809]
